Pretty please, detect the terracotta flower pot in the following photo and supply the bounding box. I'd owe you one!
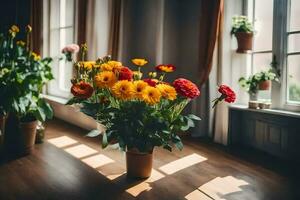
[235,32,253,53]
[126,150,153,179]
[20,120,38,154]
[258,80,271,90]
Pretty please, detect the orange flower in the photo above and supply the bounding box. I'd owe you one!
[71,82,94,99]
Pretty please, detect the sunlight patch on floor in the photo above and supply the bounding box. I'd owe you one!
[64,144,98,158]
[48,136,78,148]
[159,153,207,175]
[101,172,126,180]
[185,176,249,200]
[185,190,212,200]
[125,169,165,197]
[82,154,115,168]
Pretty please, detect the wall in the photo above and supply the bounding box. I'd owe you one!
[0,0,31,38]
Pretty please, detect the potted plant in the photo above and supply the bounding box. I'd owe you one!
[231,15,254,53]
[257,70,278,90]
[0,25,54,155]
[65,45,201,178]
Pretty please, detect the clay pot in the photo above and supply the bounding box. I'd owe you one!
[20,120,38,154]
[126,150,153,179]
[248,101,259,109]
[235,32,253,53]
[258,80,271,90]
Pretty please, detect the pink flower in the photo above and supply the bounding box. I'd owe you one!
[62,44,80,53]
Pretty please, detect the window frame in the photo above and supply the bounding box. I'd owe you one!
[43,0,77,99]
[246,0,300,111]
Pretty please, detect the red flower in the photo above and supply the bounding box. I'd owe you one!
[143,78,157,87]
[218,85,236,103]
[155,64,176,73]
[173,78,200,99]
[71,81,94,99]
[118,67,133,81]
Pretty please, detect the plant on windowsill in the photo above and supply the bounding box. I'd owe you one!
[0,25,54,155]
[231,15,254,53]
[64,44,201,179]
[238,69,278,101]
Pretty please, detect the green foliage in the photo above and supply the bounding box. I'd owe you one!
[70,96,201,153]
[231,15,254,35]
[289,83,300,102]
[0,26,54,121]
[238,69,278,94]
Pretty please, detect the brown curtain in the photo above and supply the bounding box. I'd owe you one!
[77,0,88,46]
[108,0,122,60]
[30,0,43,54]
[198,0,224,86]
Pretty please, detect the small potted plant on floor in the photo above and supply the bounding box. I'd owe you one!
[231,15,254,53]
[65,45,201,178]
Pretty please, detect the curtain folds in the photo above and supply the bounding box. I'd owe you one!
[30,0,43,54]
[198,0,224,87]
[108,0,121,60]
[76,0,88,47]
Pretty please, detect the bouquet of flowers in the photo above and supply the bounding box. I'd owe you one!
[65,45,201,153]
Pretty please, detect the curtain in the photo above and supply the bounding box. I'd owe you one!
[212,0,245,145]
[30,0,43,54]
[198,0,224,87]
[76,0,88,47]
[108,0,121,60]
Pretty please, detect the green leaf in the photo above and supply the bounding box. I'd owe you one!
[175,141,183,151]
[86,129,101,137]
[163,144,172,152]
[102,132,108,148]
[39,99,53,119]
[66,97,82,105]
[187,114,201,121]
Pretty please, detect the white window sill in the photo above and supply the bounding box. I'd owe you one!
[230,104,300,119]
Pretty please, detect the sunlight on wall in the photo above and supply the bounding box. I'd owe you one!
[185,176,249,200]
[48,136,78,148]
[82,154,115,168]
[64,144,98,158]
[159,153,207,175]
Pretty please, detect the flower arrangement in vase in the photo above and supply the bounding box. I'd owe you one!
[64,44,201,178]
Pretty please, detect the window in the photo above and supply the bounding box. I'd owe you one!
[248,0,274,73]
[43,0,76,98]
[287,0,300,104]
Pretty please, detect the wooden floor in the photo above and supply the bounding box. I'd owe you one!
[0,119,299,200]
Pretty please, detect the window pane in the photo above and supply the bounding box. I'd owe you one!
[253,0,273,51]
[60,0,74,27]
[287,55,300,103]
[50,0,60,29]
[288,33,300,53]
[289,0,300,31]
[252,53,272,73]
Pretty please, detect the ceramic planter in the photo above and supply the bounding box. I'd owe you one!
[20,120,38,154]
[235,32,253,53]
[126,149,153,179]
[258,80,271,90]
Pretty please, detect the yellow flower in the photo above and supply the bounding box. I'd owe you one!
[156,84,177,100]
[133,80,148,99]
[26,25,32,33]
[10,25,19,33]
[132,58,148,66]
[112,80,135,100]
[31,52,41,61]
[100,63,113,71]
[79,61,95,70]
[142,86,161,105]
[16,40,25,47]
[107,60,122,68]
[95,71,117,88]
